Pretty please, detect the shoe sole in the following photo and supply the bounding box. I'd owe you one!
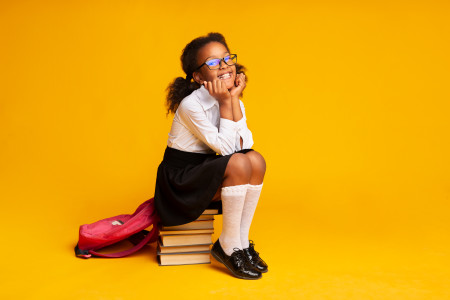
[211,249,262,280]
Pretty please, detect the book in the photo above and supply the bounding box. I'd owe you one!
[195,214,214,221]
[157,251,211,266]
[161,220,214,231]
[156,208,217,265]
[159,233,212,247]
[202,208,219,215]
[158,228,214,236]
[157,242,212,254]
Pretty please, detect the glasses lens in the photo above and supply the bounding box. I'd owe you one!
[206,58,221,69]
[225,54,237,65]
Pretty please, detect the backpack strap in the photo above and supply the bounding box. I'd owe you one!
[87,227,159,258]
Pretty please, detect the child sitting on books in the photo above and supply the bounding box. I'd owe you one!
[154,32,268,280]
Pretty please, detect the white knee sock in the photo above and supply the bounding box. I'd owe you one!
[240,183,263,249]
[219,184,248,256]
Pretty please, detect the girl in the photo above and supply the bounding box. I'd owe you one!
[154,32,268,280]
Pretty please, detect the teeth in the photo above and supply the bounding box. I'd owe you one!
[219,73,231,79]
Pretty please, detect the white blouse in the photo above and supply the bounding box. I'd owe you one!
[167,85,254,156]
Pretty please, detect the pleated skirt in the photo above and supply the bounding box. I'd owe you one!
[154,146,253,226]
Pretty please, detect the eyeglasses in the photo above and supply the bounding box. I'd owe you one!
[195,54,237,70]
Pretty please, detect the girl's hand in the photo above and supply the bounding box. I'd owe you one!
[229,73,246,99]
[203,80,231,105]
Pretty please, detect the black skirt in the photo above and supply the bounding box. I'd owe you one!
[154,146,253,226]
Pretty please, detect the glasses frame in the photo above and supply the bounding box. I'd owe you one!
[195,54,238,71]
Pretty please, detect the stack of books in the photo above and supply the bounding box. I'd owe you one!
[157,207,218,266]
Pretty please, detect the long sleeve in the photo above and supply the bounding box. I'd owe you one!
[177,100,238,156]
[235,100,254,151]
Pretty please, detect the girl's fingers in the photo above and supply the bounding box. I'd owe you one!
[216,80,221,92]
[207,81,213,94]
[216,79,223,93]
[205,79,234,100]
[212,80,217,93]
[237,73,244,85]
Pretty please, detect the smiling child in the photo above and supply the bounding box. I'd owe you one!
[154,32,268,280]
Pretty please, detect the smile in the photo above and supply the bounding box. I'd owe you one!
[218,72,232,80]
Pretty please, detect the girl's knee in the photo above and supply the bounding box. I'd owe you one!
[225,153,252,180]
[246,151,266,176]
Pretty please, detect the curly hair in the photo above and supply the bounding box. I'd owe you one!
[166,32,247,114]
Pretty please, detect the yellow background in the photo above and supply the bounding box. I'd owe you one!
[1,0,449,299]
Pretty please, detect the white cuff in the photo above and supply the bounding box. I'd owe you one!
[219,118,237,134]
[235,116,247,131]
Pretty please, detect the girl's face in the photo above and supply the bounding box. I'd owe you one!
[193,42,236,90]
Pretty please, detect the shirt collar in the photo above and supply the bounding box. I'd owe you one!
[195,85,218,110]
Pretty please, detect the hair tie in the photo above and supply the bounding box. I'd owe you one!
[185,74,192,82]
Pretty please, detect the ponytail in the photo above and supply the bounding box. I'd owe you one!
[166,76,200,115]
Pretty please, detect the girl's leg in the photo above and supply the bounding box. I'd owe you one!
[212,153,262,279]
[246,150,266,185]
[240,151,266,248]
[211,150,265,201]
[238,150,268,272]
[218,153,252,255]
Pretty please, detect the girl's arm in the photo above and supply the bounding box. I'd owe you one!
[234,100,254,151]
[231,97,244,149]
[177,99,238,156]
[230,73,246,148]
[203,80,233,121]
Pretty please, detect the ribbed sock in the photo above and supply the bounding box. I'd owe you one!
[218,184,248,256]
[240,183,263,249]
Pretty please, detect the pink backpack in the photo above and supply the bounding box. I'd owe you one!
[75,198,160,258]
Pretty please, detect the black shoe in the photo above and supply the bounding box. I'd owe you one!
[211,239,262,280]
[243,240,268,273]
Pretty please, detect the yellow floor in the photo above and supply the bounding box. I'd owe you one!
[1,2,449,298]
[1,202,448,300]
